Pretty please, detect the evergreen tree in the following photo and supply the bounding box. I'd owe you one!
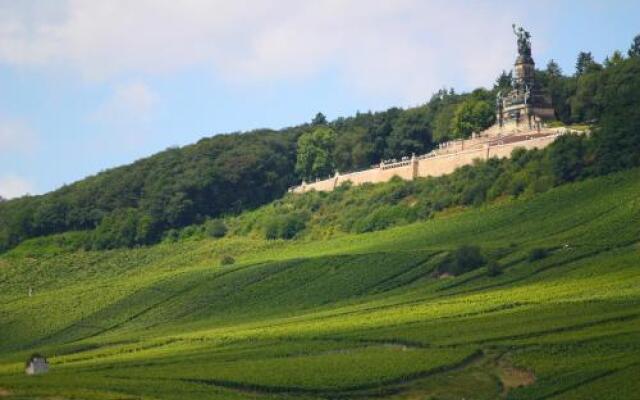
[546,59,562,78]
[311,112,327,125]
[628,34,640,58]
[575,52,600,76]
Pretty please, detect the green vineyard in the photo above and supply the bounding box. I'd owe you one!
[1,168,639,399]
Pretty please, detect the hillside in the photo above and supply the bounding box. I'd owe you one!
[1,30,639,400]
[1,168,639,399]
[2,52,639,252]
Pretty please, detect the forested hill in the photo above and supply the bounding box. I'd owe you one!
[0,87,493,252]
[1,37,640,252]
[0,129,301,251]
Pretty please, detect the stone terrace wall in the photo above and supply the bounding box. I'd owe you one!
[292,131,564,194]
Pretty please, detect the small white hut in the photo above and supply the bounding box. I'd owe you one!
[25,354,48,375]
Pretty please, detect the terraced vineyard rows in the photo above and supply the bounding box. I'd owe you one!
[0,169,639,399]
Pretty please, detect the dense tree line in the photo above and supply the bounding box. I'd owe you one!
[1,34,638,251]
[295,87,497,181]
[0,129,300,251]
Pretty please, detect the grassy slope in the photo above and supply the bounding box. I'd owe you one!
[0,169,639,399]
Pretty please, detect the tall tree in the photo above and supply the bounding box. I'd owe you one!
[604,50,625,67]
[311,112,327,125]
[591,56,640,173]
[430,89,461,143]
[295,127,337,181]
[385,106,432,158]
[450,98,494,138]
[543,59,573,123]
[548,134,586,183]
[546,59,562,78]
[628,34,640,58]
[575,52,599,76]
[493,70,513,91]
[570,71,602,123]
[334,127,374,172]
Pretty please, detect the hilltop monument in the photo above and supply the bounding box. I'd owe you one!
[496,25,554,130]
[292,25,570,195]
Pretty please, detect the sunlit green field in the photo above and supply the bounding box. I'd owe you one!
[1,169,639,399]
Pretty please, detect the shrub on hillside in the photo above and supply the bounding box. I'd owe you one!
[486,259,502,277]
[220,255,235,265]
[263,212,308,240]
[178,225,200,240]
[351,205,416,233]
[528,248,550,262]
[437,245,486,276]
[205,219,228,238]
[163,229,179,242]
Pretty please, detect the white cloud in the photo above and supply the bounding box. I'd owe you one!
[94,81,158,120]
[0,0,536,103]
[0,116,38,154]
[87,81,158,150]
[0,174,34,199]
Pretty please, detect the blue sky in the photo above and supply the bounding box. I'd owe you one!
[1,0,638,198]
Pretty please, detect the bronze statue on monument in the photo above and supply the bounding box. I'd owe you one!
[512,24,532,58]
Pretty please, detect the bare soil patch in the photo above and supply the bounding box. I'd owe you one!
[497,357,535,395]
